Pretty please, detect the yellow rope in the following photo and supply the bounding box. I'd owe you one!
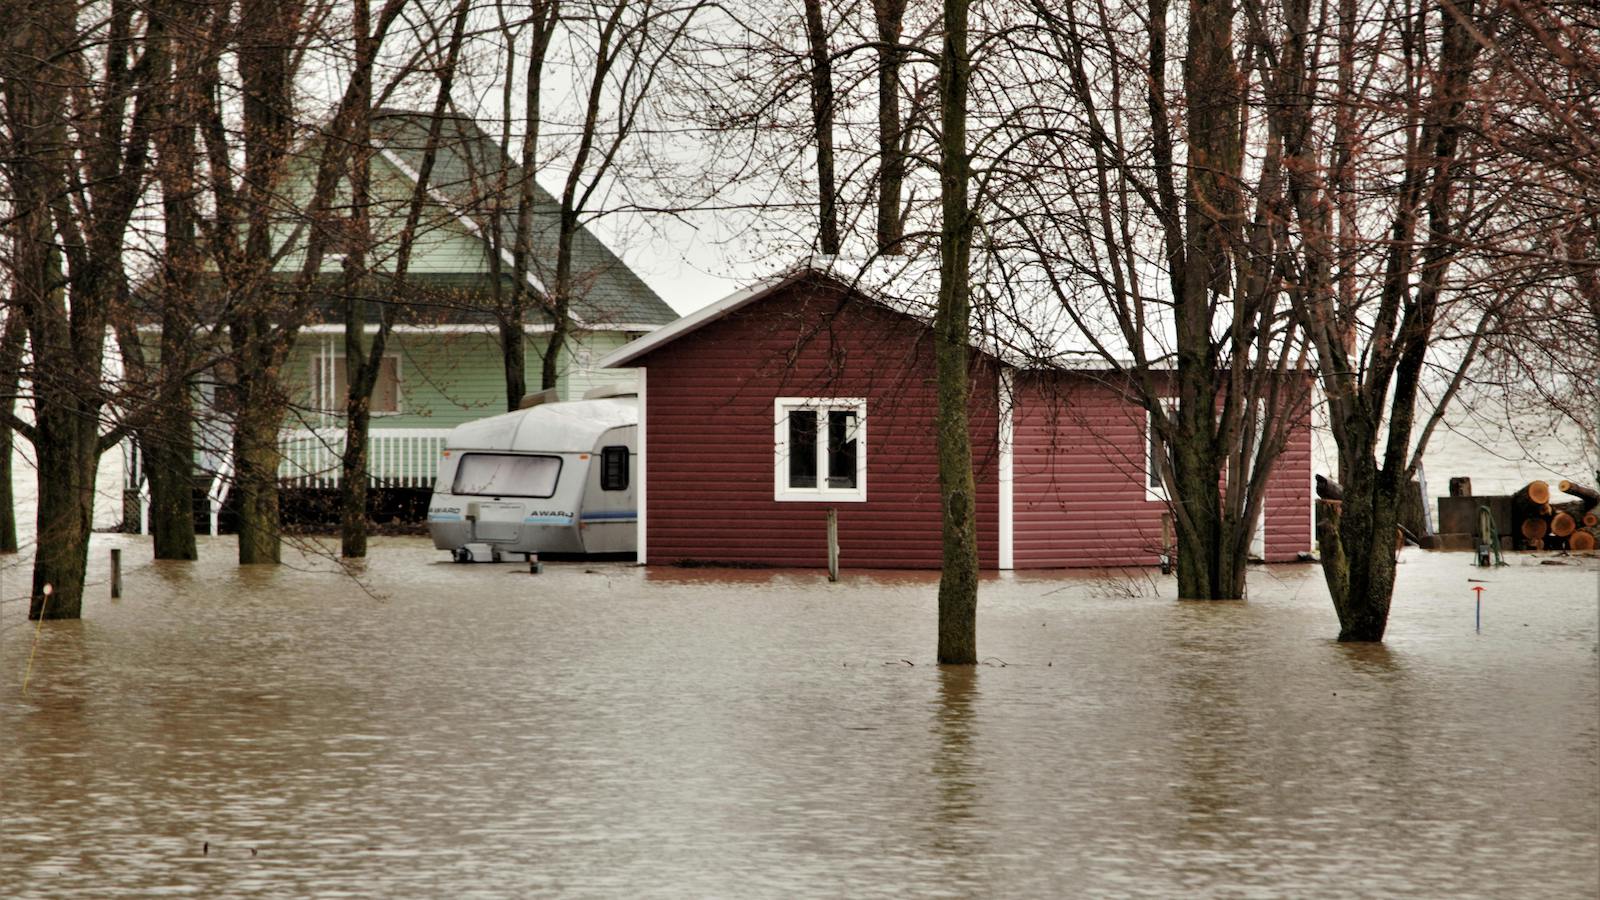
[21,584,51,697]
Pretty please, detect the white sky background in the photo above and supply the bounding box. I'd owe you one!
[426,0,823,315]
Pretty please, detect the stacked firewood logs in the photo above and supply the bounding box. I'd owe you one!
[1512,480,1600,551]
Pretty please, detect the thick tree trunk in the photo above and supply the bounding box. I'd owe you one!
[147,309,198,560]
[1170,438,1250,600]
[0,419,15,554]
[30,410,98,619]
[6,0,115,618]
[340,400,371,558]
[873,0,907,253]
[233,381,284,564]
[802,0,840,254]
[1320,451,1398,641]
[145,0,201,561]
[543,216,580,393]
[502,322,528,409]
[0,315,24,553]
[145,404,198,560]
[541,320,566,392]
[935,0,978,665]
[1167,0,1244,601]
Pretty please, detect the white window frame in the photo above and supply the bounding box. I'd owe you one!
[310,351,404,417]
[774,397,867,503]
[1145,399,1177,502]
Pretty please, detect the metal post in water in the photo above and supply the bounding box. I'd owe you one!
[827,508,839,582]
[1473,585,1484,633]
[111,548,122,599]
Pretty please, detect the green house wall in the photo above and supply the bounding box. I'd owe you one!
[282,328,642,429]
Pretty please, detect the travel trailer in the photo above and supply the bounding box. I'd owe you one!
[428,388,637,561]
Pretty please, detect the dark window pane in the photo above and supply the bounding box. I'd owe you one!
[788,410,817,488]
[1148,419,1165,489]
[600,445,628,491]
[827,410,857,489]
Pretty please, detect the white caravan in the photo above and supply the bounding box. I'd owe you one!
[427,388,637,561]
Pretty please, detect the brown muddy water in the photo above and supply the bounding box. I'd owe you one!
[1,539,1596,898]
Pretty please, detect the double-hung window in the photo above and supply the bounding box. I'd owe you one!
[312,354,401,414]
[774,398,867,502]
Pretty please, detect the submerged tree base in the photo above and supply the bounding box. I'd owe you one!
[1318,498,1394,643]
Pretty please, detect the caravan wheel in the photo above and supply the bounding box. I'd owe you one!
[452,548,473,564]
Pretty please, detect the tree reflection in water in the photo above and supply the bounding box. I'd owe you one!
[931,666,981,833]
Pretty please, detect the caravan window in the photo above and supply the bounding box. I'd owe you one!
[600,446,629,491]
[452,453,562,498]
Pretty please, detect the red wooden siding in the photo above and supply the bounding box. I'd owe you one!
[1011,373,1312,568]
[637,278,1000,569]
[1011,375,1162,567]
[1263,403,1313,560]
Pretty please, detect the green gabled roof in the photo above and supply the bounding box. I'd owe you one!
[369,109,677,329]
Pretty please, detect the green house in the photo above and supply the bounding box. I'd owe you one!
[129,109,677,533]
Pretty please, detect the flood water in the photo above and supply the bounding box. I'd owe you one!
[2,539,1596,898]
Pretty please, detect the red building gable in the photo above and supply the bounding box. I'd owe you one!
[602,268,1312,570]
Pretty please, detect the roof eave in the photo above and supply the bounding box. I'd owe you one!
[597,268,812,368]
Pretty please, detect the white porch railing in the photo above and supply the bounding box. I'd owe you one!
[277,427,451,489]
[123,427,451,535]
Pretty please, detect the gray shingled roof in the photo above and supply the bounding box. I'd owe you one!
[370,109,677,328]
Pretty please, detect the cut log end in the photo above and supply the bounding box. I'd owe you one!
[1570,531,1597,552]
[1585,513,1599,528]
[1527,480,1551,505]
[1551,512,1577,537]
[1522,518,1549,541]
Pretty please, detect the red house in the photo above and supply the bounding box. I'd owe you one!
[599,266,1312,570]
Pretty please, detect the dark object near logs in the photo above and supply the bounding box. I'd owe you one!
[1315,474,1344,502]
[1449,477,1472,497]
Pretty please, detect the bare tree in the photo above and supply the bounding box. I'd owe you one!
[934,0,978,664]
[537,0,706,392]
[485,0,562,411]
[1258,0,1489,639]
[116,0,215,562]
[2,0,162,618]
[338,0,472,558]
[196,0,416,565]
[973,0,1312,601]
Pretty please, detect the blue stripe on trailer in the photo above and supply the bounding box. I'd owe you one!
[523,515,575,525]
[428,513,463,521]
[580,510,638,522]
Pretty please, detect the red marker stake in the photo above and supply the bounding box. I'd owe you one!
[1472,585,1485,633]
